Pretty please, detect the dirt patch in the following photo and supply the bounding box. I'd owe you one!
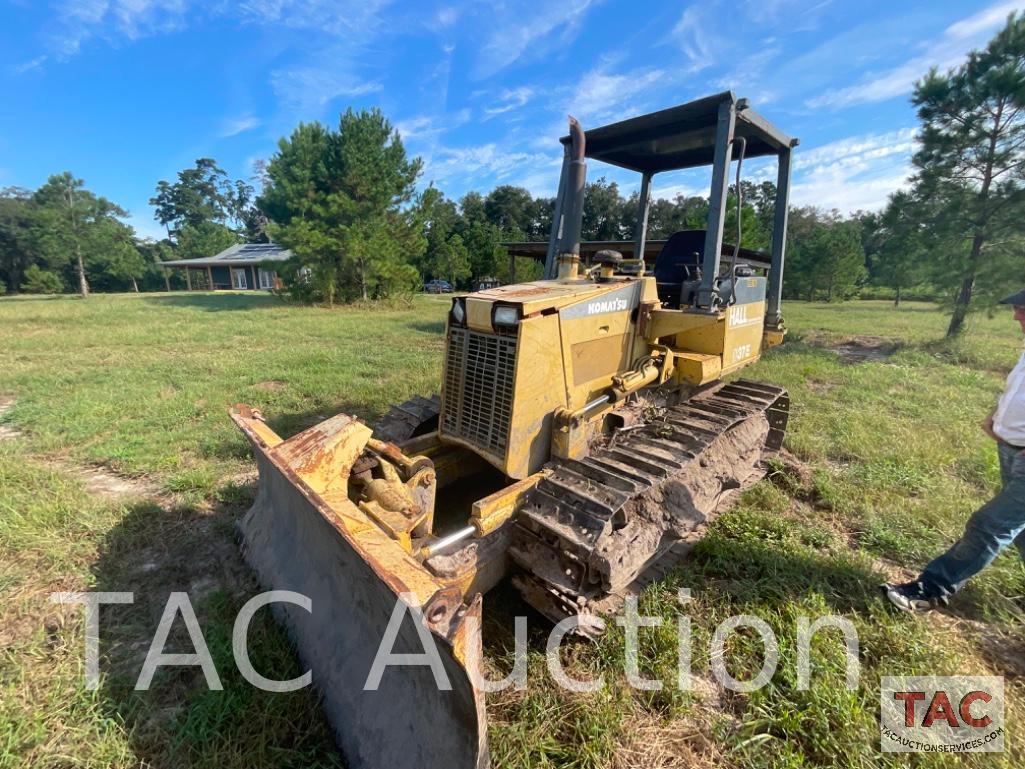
[829,336,898,364]
[49,461,163,501]
[977,630,1025,678]
[869,556,913,584]
[0,396,22,441]
[85,495,257,679]
[613,714,721,768]
[613,677,728,769]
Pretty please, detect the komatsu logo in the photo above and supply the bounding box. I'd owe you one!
[587,298,629,315]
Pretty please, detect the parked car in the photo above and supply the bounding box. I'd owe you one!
[424,279,454,293]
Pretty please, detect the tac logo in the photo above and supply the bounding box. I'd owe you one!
[586,297,628,316]
[880,676,1004,753]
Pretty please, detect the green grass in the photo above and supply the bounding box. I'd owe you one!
[1,292,1023,767]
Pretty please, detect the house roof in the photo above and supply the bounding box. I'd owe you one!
[161,242,293,268]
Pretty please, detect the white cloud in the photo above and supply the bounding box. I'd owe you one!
[219,114,261,137]
[792,168,912,212]
[44,0,391,60]
[474,0,597,78]
[269,63,381,113]
[713,46,782,94]
[394,115,437,140]
[742,0,833,28]
[794,127,916,170]
[53,0,189,57]
[652,182,706,201]
[669,6,719,72]
[242,1,392,117]
[483,87,535,118]
[789,128,918,212]
[421,142,558,191]
[511,167,562,198]
[238,0,392,35]
[569,65,665,123]
[10,55,48,75]
[432,5,460,29]
[395,109,470,142]
[808,0,1025,109]
[946,0,1022,39]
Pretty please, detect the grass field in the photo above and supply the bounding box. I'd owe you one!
[1,291,1023,768]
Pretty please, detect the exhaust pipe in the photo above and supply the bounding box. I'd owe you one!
[557,116,586,280]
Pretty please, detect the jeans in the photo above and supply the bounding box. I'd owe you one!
[920,441,1025,598]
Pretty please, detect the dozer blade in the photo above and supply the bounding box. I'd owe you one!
[230,405,488,769]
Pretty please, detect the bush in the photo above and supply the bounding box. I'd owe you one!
[20,265,64,294]
[858,284,941,303]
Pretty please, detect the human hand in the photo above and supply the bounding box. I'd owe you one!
[982,413,998,440]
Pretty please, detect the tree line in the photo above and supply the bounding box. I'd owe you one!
[2,13,1023,337]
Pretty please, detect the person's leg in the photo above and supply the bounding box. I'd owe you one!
[1013,528,1025,563]
[995,442,1025,564]
[919,444,1025,599]
[997,441,1017,486]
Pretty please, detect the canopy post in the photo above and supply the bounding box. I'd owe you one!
[544,145,571,280]
[766,146,792,328]
[695,97,736,310]
[634,172,652,263]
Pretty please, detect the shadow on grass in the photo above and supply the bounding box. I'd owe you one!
[142,293,285,312]
[676,530,886,616]
[405,319,446,335]
[262,400,383,437]
[914,336,1012,374]
[91,497,344,769]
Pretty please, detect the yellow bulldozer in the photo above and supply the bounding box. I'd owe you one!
[231,91,798,769]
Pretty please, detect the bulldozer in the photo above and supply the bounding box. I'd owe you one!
[231,91,797,769]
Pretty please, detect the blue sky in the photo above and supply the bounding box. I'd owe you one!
[2,0,1023,241]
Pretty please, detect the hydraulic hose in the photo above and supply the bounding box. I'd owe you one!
[727,136,747,306]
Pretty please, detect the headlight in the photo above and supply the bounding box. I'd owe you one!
[450,298,466,325]
[493,305,520,327]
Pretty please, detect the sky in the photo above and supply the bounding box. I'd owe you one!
[1,0,1023,241]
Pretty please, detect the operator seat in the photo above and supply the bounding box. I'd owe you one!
[653,230,706,309]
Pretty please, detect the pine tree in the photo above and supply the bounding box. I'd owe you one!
[911,12,1025,336]
[260,109,423,304]
[869,191,928,307]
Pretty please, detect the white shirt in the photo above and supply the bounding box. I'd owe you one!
[994,347,1025,446]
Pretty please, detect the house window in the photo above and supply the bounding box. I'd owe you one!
[258,268,275,289]
[231,268,248,290]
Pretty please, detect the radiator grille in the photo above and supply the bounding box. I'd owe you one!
[442,328,517,457]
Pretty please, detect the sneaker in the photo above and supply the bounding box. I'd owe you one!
[880,581,947,612]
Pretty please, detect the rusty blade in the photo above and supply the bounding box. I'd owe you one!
[231,406,489,769]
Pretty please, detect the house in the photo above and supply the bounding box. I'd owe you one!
[473,276,502,291]
[161,243,292,291]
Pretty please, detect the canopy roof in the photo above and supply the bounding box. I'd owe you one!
[505,236,771,270]
[563,91,797,174]
[161,242,292,268]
